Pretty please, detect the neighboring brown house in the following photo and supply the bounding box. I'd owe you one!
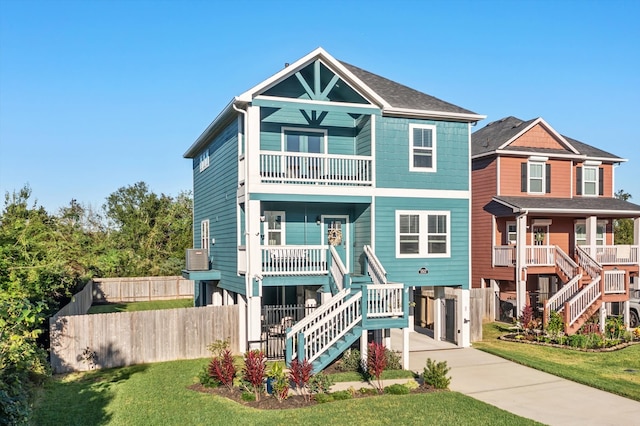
[471,116,640,333]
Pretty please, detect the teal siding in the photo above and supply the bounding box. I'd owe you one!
[374,197,469,289]
[193,120,245,295]
[353,204,371,275]
[355,115,372,156]
[376,117,469,191]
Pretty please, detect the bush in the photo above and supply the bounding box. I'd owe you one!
[308,372,334,395]
[403,380,419,390]
[241,392,256,402]
[313,393,333,404]
[242,350,266,401]
[546,311,564,339]
[423,358,451,389]
[337,349,362,372]
[359,387,377,396]
[198,364,219,388]
[367,342,387,393]
[266,362,288,402]
[384,383,410,395]
[605,316,625,340]
[385,349,402,370]
[208,349,236,390]
[289,358,313,401]
[331,390,352,400]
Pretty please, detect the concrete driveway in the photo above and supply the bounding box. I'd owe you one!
[390,329,640,425]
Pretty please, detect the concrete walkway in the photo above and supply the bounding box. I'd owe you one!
[332,329,640,426]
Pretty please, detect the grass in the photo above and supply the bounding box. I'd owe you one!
[86,299,193,314]
[474,322,640,401]
[32,358,540,426]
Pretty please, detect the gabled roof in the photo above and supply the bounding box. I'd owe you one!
[185,48,485,158]
[493,195,640,217]
[471,116,625,162]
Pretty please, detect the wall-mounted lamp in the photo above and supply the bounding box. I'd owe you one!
[260,215,266,222]
[316,216,321,225]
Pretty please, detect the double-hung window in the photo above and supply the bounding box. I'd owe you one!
[528,162,544,193]
[409,124,437,172]
[396,211,450,257]
[582,166,598,196]
[199,151,210,172]
[264,211,285,245]
[506,222,517,245]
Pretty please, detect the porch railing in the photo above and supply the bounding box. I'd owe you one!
[329,245,347,291]
[260,152,373,186]
[579,245,639,265]
[565,276,602,329]
[364,245,387,284]
[365,284,404,317]
[604,270,626,294]
[526,245,555,266]
[261,245,327,276]
[493,246,515,266]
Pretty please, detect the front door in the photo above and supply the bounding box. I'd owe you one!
[323,216,348,271]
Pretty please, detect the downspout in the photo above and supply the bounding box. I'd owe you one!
[233,102,251,299]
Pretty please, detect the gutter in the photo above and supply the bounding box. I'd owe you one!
[183,98,240,158]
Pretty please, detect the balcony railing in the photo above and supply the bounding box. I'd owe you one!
[493,246,515,266]
[493,245,555,267]
[579,245,639,265]
[260,151,372,186]
[604,270,626,294]
[261,245,328,276]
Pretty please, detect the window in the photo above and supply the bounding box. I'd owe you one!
[528,162,544,193]
[506,222,517,245]
[201,220,210,250]
[521,158,550,194]
[409,124,437,172]
[575,220,605,246]
[396,211,450,257]
[283,128,326,153]
[199,151,210,172]
[582,166,598,196]
[264,211,285,245]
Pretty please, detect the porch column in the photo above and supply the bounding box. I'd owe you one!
[623,300,630,329]
[408,287,415,332]
[433,286,445,341]
[586,215,598,250]
[246,198,263,350]
[237,295,247,353]
[456,288,471,347]
[360,329,368,366]
[402,327,409,370]
[515,214,528,316]
[634,218,640,271]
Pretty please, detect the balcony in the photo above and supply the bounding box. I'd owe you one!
[493,245,555,267]
[579,245,639,265]
[261,245,328,276]
[260,152,372,186]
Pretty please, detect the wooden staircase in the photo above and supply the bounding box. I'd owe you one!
[285,246,407,373]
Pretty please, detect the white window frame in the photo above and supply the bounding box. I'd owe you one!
[582,165,599,196]
[409,124,437,172]
[200,219,210,250]
[396,210,450,258]
[281,127,327,153]
[574,220,605,246]
[264,211,285,246]
[528,161,545,194]
[506,221,517,245]
[199,151,210,172]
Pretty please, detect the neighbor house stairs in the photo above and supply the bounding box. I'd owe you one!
[285,245,407,373]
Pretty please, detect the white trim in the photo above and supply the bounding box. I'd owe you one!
[531,224,550,246]
[492,197,640,216]
[496,156,501,196]
[583,160,602,166]
[321,215,350,271]
[371,114,376,188]
[472,149,627,164]
[582,165,599,197]
[201,219,210,250]
[409,123,437,173]
[527,160,546,194]
[264,211,285,245]
[395,210,451,258]
[254,95,377,111]
[199,151,210,172]
[532,219,552,226]
[281,127,328,153]
[528,155,548,162]
[506,221,517,245]
[383,107,485,123]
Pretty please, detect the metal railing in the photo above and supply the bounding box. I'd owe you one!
[261,245,327,275]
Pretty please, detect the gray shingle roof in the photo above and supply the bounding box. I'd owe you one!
[340,61,477,115]
[494,195,640,216]
[472,116,624,161]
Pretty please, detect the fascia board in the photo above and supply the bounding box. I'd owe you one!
[383,107,485,123]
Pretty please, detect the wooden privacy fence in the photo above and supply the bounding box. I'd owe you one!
[92,276,193,303]
[50,305,239,374]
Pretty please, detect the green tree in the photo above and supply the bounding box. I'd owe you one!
[614,190,634,245]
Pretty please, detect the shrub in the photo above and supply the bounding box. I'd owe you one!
[198,364,219,388]
[206,339,230,357]
[331,390,352,400]
[359,387,377,396]
[314,393,333,404]
[208,349,236,390]
[568,333,587,349]
[384,383,410,395]
[241,392,256,402]
[308,372,334,395]
[605,316,625,340]
[266,362,288,402]
[403,380,419,390]
[242,350,266,401]
[367,342,387,393]
[518,304,536,333]
[289,358,313,401]
[546,311,564,339]
[385,348,402,370]
[337,349,362,372]
[423,358,451,389]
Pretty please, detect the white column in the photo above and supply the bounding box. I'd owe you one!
[515,214,528,316]
[212,287,223,306]
[433,286,445,341]
[634,218,640,271]
[402,327,409,370]
[246,198,263,350]
[599,304,607,334]
[247,291,262,350]
[408,287,415,332]
[623,300,630,329]
[245,105,261,192]
[586,215,598,250]
[456,288,471,347]
[237,295,247,353]
[360,329,368,366]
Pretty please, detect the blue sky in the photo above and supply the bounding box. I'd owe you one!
[1,0,639,213]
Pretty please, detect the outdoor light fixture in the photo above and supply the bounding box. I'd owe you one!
[316,216,321,225]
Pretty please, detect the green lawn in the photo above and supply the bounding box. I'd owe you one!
[87,299,193,314]
[474,322,640,401]
[32,358,540,426]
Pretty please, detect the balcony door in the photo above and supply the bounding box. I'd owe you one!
[322,216,349,271]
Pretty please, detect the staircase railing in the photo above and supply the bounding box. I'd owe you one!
[365,284,404,317]
[554,246,579,279]
[329,245,347,292]
[576,246,602,280]
[285,288,361,364]
[565,276,602,329]
[364,245,387,284]
[545,273,582,318]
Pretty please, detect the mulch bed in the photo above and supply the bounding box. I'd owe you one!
[499,334,640,352]
[188,382,439,410]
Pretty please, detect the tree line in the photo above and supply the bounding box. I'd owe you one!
[0,182,192,425]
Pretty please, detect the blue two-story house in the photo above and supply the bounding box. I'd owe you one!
[183,48,484,372]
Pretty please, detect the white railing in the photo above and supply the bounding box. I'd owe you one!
[493,246,516,266]
[260,152,373,186]
[545,273,582,315]
[576,246,602,280]
[580,245,639,265]
[554,246,579,279]
[261,245,327,275]
[526,245,555,266]
[286,288,361,363]
[364,245,387,284]
[567,277,602,327]
[329,245,346,291]
[366,284,404,318]
[604,270,626,294]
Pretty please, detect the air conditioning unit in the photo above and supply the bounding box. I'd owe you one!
[186,249,209,271]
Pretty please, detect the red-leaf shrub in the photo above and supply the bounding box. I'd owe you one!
[242,350,266,401]
[289,358,313,401]
[367,342,387,393]
[208,349,236,390]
